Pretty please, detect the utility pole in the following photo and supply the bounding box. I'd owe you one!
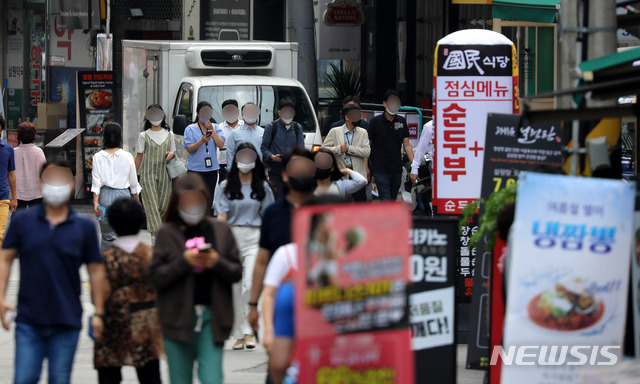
[558,0,579,110]
[586,0,617,107]
[287,0,319,107]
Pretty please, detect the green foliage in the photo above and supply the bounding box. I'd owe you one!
[326,62,361,100]
[460,182,518,250]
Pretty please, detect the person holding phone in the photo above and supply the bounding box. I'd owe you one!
[135,104,176,245]
[150,173,241,384]
[184,101,225,212]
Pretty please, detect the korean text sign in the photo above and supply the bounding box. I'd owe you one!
[409,218,457,384]
[501,173,635,384]
[433,29,518,214]
[293,203,414,384]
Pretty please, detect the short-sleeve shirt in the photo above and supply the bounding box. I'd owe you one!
[183,123,226,172]
[2,204,103,329]
[263,243,298,287]
[259,197,293,258]
[214,180,274,227]
[136,129,177,153]
[0,140,16,200]
[367,114,410,174]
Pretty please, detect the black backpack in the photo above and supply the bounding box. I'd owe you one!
[269,120,302,144]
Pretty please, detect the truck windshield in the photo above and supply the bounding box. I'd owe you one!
[198,85,316,133]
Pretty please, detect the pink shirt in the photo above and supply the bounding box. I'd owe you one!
[14,144,46,201]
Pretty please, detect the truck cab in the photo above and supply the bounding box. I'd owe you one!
[171,75,320,159]
[121,40,321,157]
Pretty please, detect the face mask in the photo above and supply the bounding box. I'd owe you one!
[315,168,332,180]
[41,183,72,207]
[385,104,400,115]
[281,117,294,125]
[198,117,209,124]
[350,119,361,128]
[149,119,163,126]
[179,205,206,226]
[244,115,258,125]
[224,115,238,124]
[288,176,317,193]
[237,161,256,174]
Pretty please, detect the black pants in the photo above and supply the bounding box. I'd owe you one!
[190,170,218,214]
[267,161,285,199]
[97,359,161,384]
[218,164,228,182]
[17,198,42,210]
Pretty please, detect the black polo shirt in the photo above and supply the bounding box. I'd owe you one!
[368,114,409,174]
[259,196,294,259]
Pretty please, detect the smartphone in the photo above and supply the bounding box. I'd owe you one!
[198,243,213,252]
[97,206,106,222]
[205,130,213,136]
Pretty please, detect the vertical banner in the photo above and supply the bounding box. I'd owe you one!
[293,203,414,384]
[77,71,116,193]
[466,113,564,371]
[432,29,518,215]
[6,5,24,130]
[501,173,635,383]
[410,218,458,384]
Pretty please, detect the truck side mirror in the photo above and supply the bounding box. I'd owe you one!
[173,115,188,136]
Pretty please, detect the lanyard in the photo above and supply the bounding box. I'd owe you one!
[197,122,210,155]
[345,130,354,146]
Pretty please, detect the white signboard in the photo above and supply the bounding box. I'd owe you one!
[314,0,361,60]
[501,173,635,384]
[433,29,517,214]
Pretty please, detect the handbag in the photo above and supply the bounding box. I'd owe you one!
[166,156,188,179]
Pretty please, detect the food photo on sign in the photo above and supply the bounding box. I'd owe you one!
[293,203,415,384]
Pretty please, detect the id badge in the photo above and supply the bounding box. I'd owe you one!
[205,157,213,168]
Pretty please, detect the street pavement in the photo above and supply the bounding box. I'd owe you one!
[0,203,485,383]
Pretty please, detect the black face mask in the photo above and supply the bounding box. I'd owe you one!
[350,120,361,128]
[288,176,317,193]
[315,168,332,180]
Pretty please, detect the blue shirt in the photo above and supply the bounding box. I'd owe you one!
[3,204,102,329]
[259,197,294,258]
[261,120,305,161]
[184,123,226,172]
[0,140,16,200]
[226,124,265,165]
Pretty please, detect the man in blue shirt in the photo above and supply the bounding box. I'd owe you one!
[261,98,305,198]
[0,114,17,243]
[226,102,265,165]
[0,159,107,384]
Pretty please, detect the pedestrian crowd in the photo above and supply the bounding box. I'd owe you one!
[0,89,427,384]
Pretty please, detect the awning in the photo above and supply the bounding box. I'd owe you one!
[492,0,560,23]
[574,47,640,104]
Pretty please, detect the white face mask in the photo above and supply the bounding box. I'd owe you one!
[243,115,258,125]
[385,104,400,116]
[281,117,294,125]
[179,205,207,226]
[237,161,256,174]
[224,115,238,124]
[41,183,72,207]
[149,119,163,126]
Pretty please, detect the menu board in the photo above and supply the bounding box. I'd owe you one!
[77,71,115,192]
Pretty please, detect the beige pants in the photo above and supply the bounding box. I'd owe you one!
[230,226,261,339]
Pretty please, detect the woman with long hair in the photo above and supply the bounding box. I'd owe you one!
[313,148,366,198]
[184,101,225,210]
[14,122,46,209]
[214,142,274,350]
[134,104,175,245]
[149,173,241,384]
[92,122,142,250]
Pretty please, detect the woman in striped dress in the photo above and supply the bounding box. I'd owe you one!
[135,104,175,245]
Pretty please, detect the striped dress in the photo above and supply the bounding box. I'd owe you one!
[139,133,172,233]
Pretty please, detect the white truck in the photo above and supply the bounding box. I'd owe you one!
[121,40,321,158]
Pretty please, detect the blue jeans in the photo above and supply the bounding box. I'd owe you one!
[373,172,402,201]
[14,321,80,384]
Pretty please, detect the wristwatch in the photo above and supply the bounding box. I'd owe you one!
[248,302,258,307]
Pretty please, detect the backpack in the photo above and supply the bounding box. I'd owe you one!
[269,120,302,145]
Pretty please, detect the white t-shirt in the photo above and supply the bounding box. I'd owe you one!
[217,119,243,165]
[263,243,298,288]
[136,129,177,153]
